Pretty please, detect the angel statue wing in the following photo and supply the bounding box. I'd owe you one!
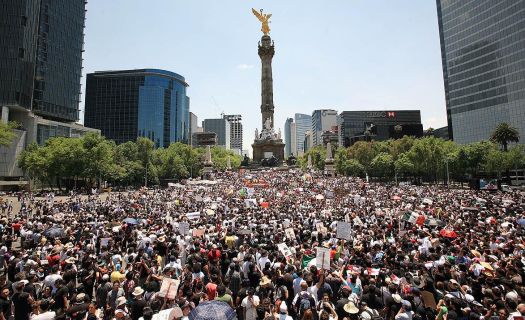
[252,8,263,22]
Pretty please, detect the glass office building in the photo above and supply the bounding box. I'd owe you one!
[84,69,190,147]
[437,0,525,143]
[295,113,311,155]
[202,118,230,149]
[0,0,85,121]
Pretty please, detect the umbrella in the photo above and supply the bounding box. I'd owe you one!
[517,218,525,225]
[188,301,237,320]
[123,217,138,225]
[440,229,457,238]
[43,227,65,238]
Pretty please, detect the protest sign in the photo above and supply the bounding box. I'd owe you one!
[192,229,204,237]
[285,228,295,240]
[283,219,291,228]
[186,212,200,220]
[159,278,179,300]
[316,247,331,270]
[179,222,190,236]
[277,243,292,257]
[336,221,352,240]
[100,238,111,247]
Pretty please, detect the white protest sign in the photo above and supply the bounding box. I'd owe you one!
[336,221,352,240]
[179,222,190,236]
[277,243,292,257]
[316,247,331,270]
[285,228,296,240]
[158,278,180,299]
[283,219,291,228]
[186,212,200,220]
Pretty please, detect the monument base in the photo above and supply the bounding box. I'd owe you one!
[252,139,285,164]
[202,164,214,179]
[324,164,336,177]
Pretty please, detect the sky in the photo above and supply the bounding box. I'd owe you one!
[81,0,447,152]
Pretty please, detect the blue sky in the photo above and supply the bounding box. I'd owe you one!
[81,0,447,150]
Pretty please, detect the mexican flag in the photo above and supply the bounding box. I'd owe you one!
[301,253,316,269]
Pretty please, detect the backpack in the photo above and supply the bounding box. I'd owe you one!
[296,292,313,316]
[362,308,384,320]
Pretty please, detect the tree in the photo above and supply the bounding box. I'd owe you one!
[490,122,520,151]
[394,153,415,178]
[298,146,326,170]
[0,121,18,147]
[81,133,116,187]
[347,141,377,175]
[370,152,394,179]
[342,159,365,177]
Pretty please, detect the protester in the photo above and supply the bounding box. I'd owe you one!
[0,170,522,320]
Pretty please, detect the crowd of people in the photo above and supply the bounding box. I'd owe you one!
[0,169,524,320]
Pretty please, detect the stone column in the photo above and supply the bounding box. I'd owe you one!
[258,35,275,130]
[1,106,9,124]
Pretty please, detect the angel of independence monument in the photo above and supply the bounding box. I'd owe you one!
[251,9,285,164]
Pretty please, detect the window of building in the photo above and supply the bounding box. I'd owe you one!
[21,16,27,26]
[18,48,25,58]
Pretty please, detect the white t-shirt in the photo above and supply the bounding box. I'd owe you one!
[241,295,260,320]
[31,311,56,320]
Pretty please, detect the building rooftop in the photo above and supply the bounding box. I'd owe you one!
[92,69,188,86]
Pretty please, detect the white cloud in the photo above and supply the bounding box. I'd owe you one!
[237,64,254,70]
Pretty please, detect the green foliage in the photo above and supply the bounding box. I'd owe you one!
[18,134,245,189]
[0,121,19,147]
[490,122,520,151]
[298,146,326,170]
[370,152,394,178]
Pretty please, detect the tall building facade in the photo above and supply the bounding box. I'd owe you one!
[437,0,525,143]
[84,69,190,148]
[295,113,312,155]
[284,118,293,157]
[311,109,338,147]
[203,118,230,149]
[223,114,243,152]
[0,0,97,179]
[338,110,423,146]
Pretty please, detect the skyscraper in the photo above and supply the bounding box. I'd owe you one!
[311,109,337,147]
[436,0,525,143]
[223,114,243,153]
[0,0,86,122]
[0,0,98,178]
[84,69,190,147]
[203,118,230,149]
[294,113,311,155]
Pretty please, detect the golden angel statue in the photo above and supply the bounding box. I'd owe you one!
[252,8,272,35]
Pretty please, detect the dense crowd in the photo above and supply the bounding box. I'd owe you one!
[0,169,524,320]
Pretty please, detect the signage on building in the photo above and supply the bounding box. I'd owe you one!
[366,111,396,118]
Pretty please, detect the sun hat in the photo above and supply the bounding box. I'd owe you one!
[343,302,359,314]
[259,276,271,286]
[132,287,144,296]
[116,296,127,306]
[392,294,402,303]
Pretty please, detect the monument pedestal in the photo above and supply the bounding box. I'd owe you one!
[252,139,285,164]
[324,161,336,177]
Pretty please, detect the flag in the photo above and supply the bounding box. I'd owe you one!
[301,253,315,269]
[367,268,380,276]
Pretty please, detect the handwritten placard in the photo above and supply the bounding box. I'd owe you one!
[336,221,352,240]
